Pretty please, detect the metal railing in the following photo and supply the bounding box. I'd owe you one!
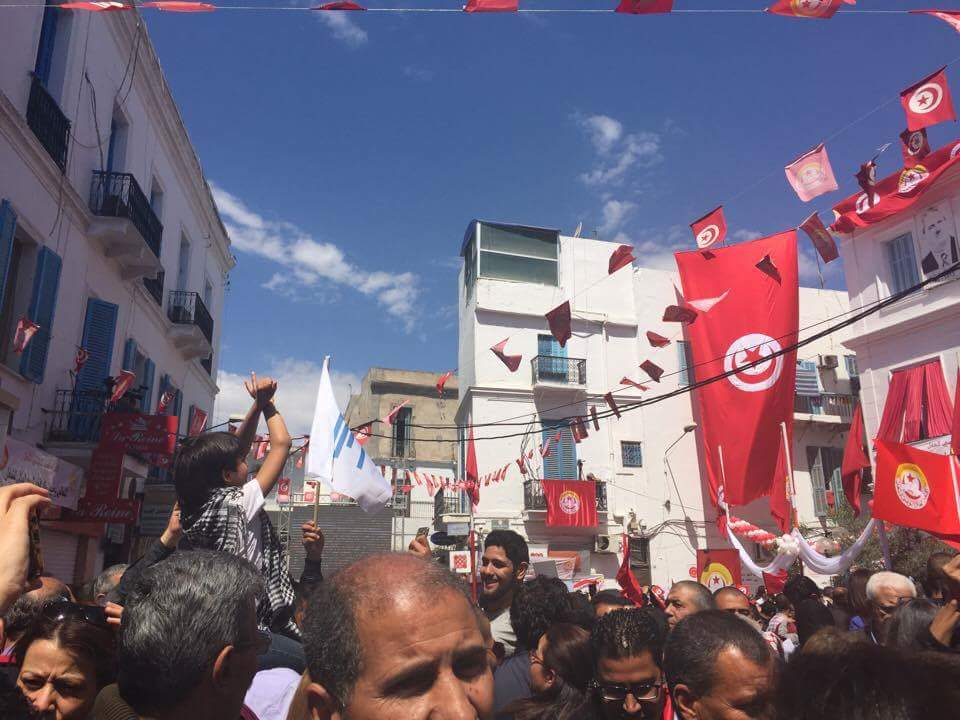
[794,393,855,421]
[27,76,70,172]
[89,171,163,259]
[523,478,607,512]
[143,270,164,306]
[531,355,586,385]
[434,488,470,517]
[44,388,145,444]
[168,291,214,345]
[391,436,414,459]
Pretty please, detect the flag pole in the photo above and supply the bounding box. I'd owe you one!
[779,421,803,575]
[313,480,320,526]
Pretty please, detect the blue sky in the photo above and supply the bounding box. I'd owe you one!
[141,2,960,430]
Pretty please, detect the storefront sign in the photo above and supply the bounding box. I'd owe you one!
[0,438,82,509]
[67,498,141,524]
[84,449,124,501]
[99,413,178,464]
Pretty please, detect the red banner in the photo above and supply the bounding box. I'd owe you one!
[189,408,208,437]
[66,498,141,524]
[697,548,742,592]
[675,231,799,507]
[832,139,960,234]
[84,448,124,501]
[542,480,598,527]
[99,413,178,463]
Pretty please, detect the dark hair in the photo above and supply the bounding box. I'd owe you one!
[117,550,263,715]
[14,608,117,689]
[510,577,574,651]
[670,581,715,611]
[173,432,244,511]
[847,568,873,618]
[887,599,939,650]
[775,643,960,720]
[484,530,529,569]
[784,575,821,608]
[592,589,633,609]
[1,583,71,643]
[503,624,593,720]
[924,551,955,598]
[663,610,772,697]
[302,553,472,710]
[592,607,666,670]
[794,599,834,647]
[565,591,596,632]
[0,672,35,720]
[769,593,792,613]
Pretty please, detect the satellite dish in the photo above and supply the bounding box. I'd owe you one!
[573,222,583,238]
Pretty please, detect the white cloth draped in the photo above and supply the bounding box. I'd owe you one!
[724,521,797,578]
[790,520,876,576]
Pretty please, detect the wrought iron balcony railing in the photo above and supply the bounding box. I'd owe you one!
[794,393,855,422]
[168,291,214,345]
[27,75,70,172]
[531,355,586,386]
[143,270,165,306]
[44,388,145,444]
[523,478,607,512]
[89,171,163,259]
[434,488,470,517]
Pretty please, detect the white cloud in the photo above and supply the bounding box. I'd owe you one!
[578,114,623,155]
[213,358,362,436]
[599,199,636,236]
[402,66,435,82]
[315,11,368,46]
[577,116,662,187]
[211,183,420,331]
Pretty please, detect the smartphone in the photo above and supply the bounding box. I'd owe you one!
[28,511,43,581]
[416,526,430,537]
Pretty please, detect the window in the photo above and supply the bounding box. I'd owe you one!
[537,334,567,381]
[106,109,129,174]
[177,234,191,291]
[677,341,694,386]
[621,441,643,468]
[34,0,70,95]
[885,233,920,294]
[807,446,843,518]
[122,339,155,412]
[844,355,858,378]
[149,180,164,220]
[392,406,412,458]
[18,246,62,384]
[796,359,821,396]
[475,222,559,287]
[203,278,214,311]
[541,420,577,479]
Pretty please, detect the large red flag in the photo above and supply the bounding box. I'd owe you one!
[901,67,956,132]
[873,441,960,538]
[769,431,792,534]
[615,0,672,13]
[542,480,598,527]
[841,403,870,516]
[675,231,799,507]
[616,535,647,607]
[766,0,844,19]
[690,207,726,249]
[466,427,480,507]
[784,143,838,202]
[951,369,960,457]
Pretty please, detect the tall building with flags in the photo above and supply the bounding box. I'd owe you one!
[0,7,232,580]
[455,220,857,589]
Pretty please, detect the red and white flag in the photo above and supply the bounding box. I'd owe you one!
[464,0,517,11]
[540,437,553,457]
[355,423,372,446]
[158,389,176,414]
[766,0,844,19]
[491,338,522,372]
[675,231,799,507]
[900,127,931,166]
[141,1,216,10]
[841,403,870,516]
[784,143,838,202]
[543,480,598,527]
[437,370,454,397]
[312,1,366,8]
[110,370,137,404]
[615,0,672,13]
[662,305,698,323]
[901,67,956,132]
[256,439,269,460]
[911,9,960,34]
[13,318,39,355]
[465,427,480,507]
[59,1,130,9]
[188,408,208,437]
[855,161,877,208]
[799,212,839,264]
[768,431,793,534]
[382,401,408,426]
[690,207,726,249]
[74,347,90,374]
[277,478,291,504]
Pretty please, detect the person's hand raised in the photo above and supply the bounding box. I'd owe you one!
[408,534,431,559]
[0,483,50,615]
[930,599,960,647]
[243,372,278,408]
[942,553,960,598]
[302,521,325,562]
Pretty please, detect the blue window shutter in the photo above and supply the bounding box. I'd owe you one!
[795,360,821,396]
[122,338,137,371]
[188,404,195,432]
[678,341,690,386]
[34,1,59,86]
[76,299,118,393]
[541,420,577,480]
[0,201,17,304]
[141,358,155,412]
[173,389,183,433]
[19,246,62,383]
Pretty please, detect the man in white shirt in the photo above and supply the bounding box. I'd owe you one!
[479,530,529,657]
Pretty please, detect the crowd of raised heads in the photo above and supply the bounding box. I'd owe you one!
[2,375,960,720]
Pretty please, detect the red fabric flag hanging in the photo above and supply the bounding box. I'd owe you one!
[766,0,844,20]
[755,254,782,284]
[188,408,208,437]
[110,370,137,404]
[873,440,960,539]
[296,451,305,469]
[59,1,130,9]
[608,244,636,274]
[675,231,799,507]
[616,535,647,607]
[690,207,726,249]
[466,427,480,507]
[640,360,664,383]
[900,128,931,166]
[615,0,672,13]
[784,143,839,202]
[13,318,39,355]
[540,437,553,457]
[464,0,518,12]
[157,389,176,414]
[697,549,743,591]
[437,370,454,397]
[142,1,216,10]
[620,377,649,392]
[543,480,598,527]
[901,67,956,132]
[911,10,960,34]
[425,474,435,495]
[355,422,372,446]
[769,431,792,534]
[517,456,527,475]
[841,403,870,516]
[799,212,839,264]
[951,369,960,457]
[855,160,878,209]
[491,338,522,372]
[590,405,600,431]
[381,401,408,426]
[545,301,572,348]
[604,392,622,419]
[662,305,698,324]
[762,570,788,595]
[312,1,366,9]
[646,331,671,348]
[255,439,267,460]
[74,347,90,374]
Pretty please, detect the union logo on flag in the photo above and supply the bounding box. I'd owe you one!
[558,490,582,515]
[895,463,931,510]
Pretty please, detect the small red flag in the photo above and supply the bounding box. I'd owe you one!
[615,0,672,13]
[690,207,726,249]
[188,408,208,437]
[571,417,589,443]
[911,10,960,34]
[158,389,176,414]
[74,347,90,374]
[662,305,698,324]
[355,423,372,446]
[491,338,522,372]
[762,570,788,595]
[784,143,838,202]
[608,244,636,274]
[13,318,39,355]
[312,1,366,8]
[540,438,553,457]
[59,1,130,9]
[110,370,137,404]
[466,427,480,507]
[620,377,649,392]
[769,431,792,534]
[755,254,782,284]
[901,67,956,132]
[799,212,839,264]
[841,404,870,516]
[382,401,408,426]
[646,330,671,348]
[142,1,216,10]
[951,369,960,458]
[437,370,454,397]
[900,127,931,166]
[590,405,600,431]
[856,161,878,208]
[640,359,664,383]
[604,392,622,418]
[543,480,598,526]
[616,535,647,607]
[546,301,572,348]
[766,0,844,19]
[464,0,517,12]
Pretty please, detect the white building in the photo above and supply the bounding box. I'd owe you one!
[454,220,857,589]
[0,6,232,580]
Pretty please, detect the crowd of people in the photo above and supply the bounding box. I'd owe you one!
[2,376,960,719]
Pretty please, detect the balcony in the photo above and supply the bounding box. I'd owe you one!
[27,76,70,172]
[88,171,163,280]
[531,355,586,395]
[434,488,470,518]
[390,436,415,459]
[523,478,608,513]
[167,291,213,359]
[43,388,145,446]
[143,270,165,306]
[794,393,855,424]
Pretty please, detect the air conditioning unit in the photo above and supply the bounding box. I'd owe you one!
[595,535,612,552]
[818,354,839,370]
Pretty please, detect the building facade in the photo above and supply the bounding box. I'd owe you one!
[455,220,857,589]
[0,6,232,580]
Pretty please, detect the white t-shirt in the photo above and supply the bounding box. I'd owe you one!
[487,606,517,657]
[244,668,301,720]
[240,479,265,569]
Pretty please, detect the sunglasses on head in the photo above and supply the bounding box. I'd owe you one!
[42,600,110,628]
[591,679,663,703]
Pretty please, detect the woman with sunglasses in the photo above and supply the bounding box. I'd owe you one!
[501,623,593,720]
[14,601,116,719]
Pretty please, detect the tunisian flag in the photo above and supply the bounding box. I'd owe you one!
[542,480,598,527]
[675,231,799,507]
[766,0,844,19]
[690,207,726,249]
[840,403,870,516]
[901,67,956,132]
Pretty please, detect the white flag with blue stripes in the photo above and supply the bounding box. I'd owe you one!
[306,357,391,513]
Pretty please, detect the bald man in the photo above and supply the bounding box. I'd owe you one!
[714,586,753,618]
[665,581,715,632]
[301,553,494,720]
